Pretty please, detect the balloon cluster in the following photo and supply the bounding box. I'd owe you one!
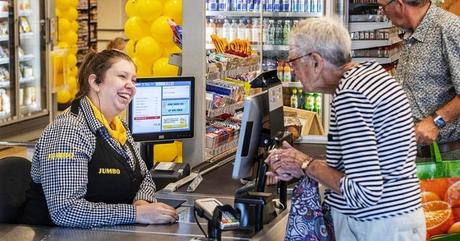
[124,0,182,77]
[54,0,79,104]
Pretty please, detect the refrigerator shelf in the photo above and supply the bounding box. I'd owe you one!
[0,36,8,41]
[0,81,9,88]
[0,58,8,64]
[20,54,34,62]
[18,10,32,17]
[19,76,35,84]
[263,45,289,51]
[0,12,7,18]
[20,32,34,39]
[206,11,323,18]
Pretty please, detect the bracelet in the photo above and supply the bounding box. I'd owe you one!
[301,156,315,175]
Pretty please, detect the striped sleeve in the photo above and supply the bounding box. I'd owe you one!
[335,90,383,208]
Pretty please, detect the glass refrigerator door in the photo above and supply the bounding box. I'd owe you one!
[17,0,46,117]
[0,0,14,124]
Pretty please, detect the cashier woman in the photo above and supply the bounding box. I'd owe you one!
[20,50,179,227]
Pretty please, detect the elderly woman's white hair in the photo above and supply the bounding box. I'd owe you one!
[288,17,351,67]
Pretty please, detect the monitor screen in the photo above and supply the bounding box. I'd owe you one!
[232,84,284,179]
[128,77,194,142]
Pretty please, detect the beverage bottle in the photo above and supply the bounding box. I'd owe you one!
[223,19,231,40]
[208,0,218,11]
[290,88,298,108]
[275,20,283,45]
[206,18,216,44]
[216,19,224,37]
[305,0,311,12]
[230,19,238,41]
[273,0,281,12]
[265,0,273,12]
[231,0,238,10]
[297,88,304,109]
[317,0,322,12]
[253,0,260,11]
[311,0,317,13]
[251,18,260,44]
[241,0,248,11]
[283,62,291,82]
[313,93,321,116]
[219,0,230,11]
[283,19,291,45]
[245,19,252,41]
[262,19,269,44]
[282,0,290,12]
[248,0,254,11]
[277,61,284,81]
[268,19,275,45]
[237,19,246,40]
[293,19,299,28]
[304,92,314,111]
[291,0,299,12]
[298,0,304,12]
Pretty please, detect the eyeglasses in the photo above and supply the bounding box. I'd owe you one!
[379,0,395,10]
[286,52,313,68]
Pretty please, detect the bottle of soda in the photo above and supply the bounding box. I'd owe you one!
[297,88,304,109]
[313,93,321,116]
[304,92,314,111]
[277,61,284,81]
[283,62,291,82]
[268,19,275,45]
[283,20,291,45]
[251,18,260,44]
[275,20,284,45]
[290,88,298,108]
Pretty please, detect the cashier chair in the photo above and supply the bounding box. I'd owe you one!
[0,156,31,223]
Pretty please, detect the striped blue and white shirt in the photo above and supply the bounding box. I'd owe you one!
[324,61,422,221]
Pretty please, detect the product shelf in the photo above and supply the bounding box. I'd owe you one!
[349,21,392,32]
[352,38,402,50]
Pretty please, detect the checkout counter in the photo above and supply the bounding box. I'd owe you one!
[0,143,327,241]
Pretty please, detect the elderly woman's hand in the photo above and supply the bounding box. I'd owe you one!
[265,141,311,181]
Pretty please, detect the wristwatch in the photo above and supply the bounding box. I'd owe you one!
[433,114,446,129]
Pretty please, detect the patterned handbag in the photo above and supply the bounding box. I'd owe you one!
[284,176,335,241]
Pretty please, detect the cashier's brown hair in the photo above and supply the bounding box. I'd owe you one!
[76,49,135,99]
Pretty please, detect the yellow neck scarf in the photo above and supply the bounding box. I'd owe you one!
[86,96,127,145]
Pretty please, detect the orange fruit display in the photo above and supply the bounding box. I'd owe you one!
[445,180,460,208]
[420,179,449,200]
[448,222,460,234]
[421,191,441,203]
[423,201,455,238]
[453,207,460,222]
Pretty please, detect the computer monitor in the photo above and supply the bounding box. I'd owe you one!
[232,84,284,180]
[128,77,194,142]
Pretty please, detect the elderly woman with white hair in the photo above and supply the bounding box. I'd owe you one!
[266,17,426,241]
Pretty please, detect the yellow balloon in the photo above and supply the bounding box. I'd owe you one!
[60,31,78,44]
[57,42,69,49]
[56,0,71,11]
[136,0,163,22]
[58,19,71,31]
[57,89,72,103]
[133,57,152,76]
[62,8,78,21]
[67,54,77,67]
[69,45,78,55]
[124,16,149,41]
[151,16,173,44]
[163,0,182,25]
[54,73,64,89]
[70,21,78,32]
[69,66,79,76]
[56,9,62,17]
[125,0,137,18]
[69,0,78,7]
[67,75,77,90]
[126,39,137,57]
[162,42,182,57]
[135,36,162,63]
[153,57,178,76]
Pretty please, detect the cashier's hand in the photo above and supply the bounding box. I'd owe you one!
[415,117,440,145]
[135,202,179,224]
[265,141,306,181]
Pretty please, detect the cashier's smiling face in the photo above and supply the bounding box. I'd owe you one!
[97,59,137,116]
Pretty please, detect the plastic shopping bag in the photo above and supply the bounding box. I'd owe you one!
[416,142,460,240]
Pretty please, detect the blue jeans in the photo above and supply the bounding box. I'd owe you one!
[331,208,426,241]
